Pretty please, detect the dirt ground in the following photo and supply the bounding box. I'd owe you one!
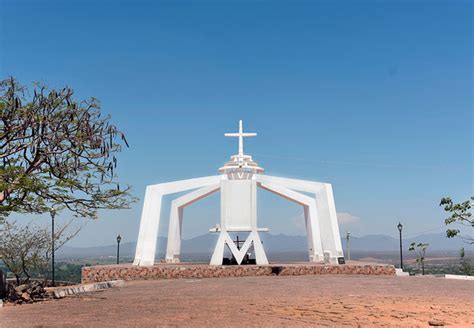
[1,275,473,327]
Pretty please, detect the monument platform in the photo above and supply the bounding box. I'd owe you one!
[81,261,396,284]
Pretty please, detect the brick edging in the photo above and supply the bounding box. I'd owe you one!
[82,264,396,284]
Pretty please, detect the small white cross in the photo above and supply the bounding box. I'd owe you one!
[225,120,257,157]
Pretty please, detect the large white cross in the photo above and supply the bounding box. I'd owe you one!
[225,120,256,157]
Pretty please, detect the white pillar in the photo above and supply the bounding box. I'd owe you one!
[315,183,344,263]
[133,186,164,266]
[250,230,269,265]
[165,207,183,263]
[210,231,228,266]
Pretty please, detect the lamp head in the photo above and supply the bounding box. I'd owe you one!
[397,222,403,232]
[117,234,122,243]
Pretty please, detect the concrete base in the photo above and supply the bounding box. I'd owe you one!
[395,268,409,277]
[82,262,396,284]
[444,274,474,281]
[48,280,125,299]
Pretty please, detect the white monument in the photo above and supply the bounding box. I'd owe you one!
[133,121,344,266]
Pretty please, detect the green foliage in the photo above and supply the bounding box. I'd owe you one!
[439,196,473,244]
[0,77,136,219]
[54,262,82,283]
[409,242,429,275]
[1,261,83,284]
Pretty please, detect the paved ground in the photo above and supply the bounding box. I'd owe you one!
[1,275,473,327]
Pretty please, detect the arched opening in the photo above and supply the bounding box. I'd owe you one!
[179,190,220,262]
[257,187,309,262]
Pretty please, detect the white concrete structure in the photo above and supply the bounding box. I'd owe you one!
[133,121,344,266]
[444,274,474,281]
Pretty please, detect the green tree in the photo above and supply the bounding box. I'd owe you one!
[0,77,135,219]
[409,242,429,275]
[0,217,82,286]
[0,76,135,296]
[439,197,473,244]
[0,220,50,285]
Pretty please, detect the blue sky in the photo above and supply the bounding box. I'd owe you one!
[1,0,472,247]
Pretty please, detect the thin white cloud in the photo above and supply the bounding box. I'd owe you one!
[290,213,306,234]
[271,211,362,236]
[337,212,361,225]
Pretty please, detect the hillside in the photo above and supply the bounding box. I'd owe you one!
[57,232,471,259]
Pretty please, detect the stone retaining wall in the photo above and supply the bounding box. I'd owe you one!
[82,263,396,284]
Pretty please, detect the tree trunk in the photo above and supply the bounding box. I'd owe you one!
[421,262,425,275]
[0,270,6,298]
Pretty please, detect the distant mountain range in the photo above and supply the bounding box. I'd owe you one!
[57,232,471,260]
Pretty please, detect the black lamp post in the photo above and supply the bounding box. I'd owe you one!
[116,234,122,264]
[346,231,351,262]
[397,222,403,270]
[50,208,56,287]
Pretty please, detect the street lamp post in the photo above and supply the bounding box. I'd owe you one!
[397,222,403,270]
[50,209,56,287]
[116,234,122,265]
[346,231,351,262]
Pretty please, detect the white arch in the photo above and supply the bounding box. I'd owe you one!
[133,175,343,266]
[133,175,221,266]
[258,181,324,262]
[256,175,343,263]
[165,184,221,263]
